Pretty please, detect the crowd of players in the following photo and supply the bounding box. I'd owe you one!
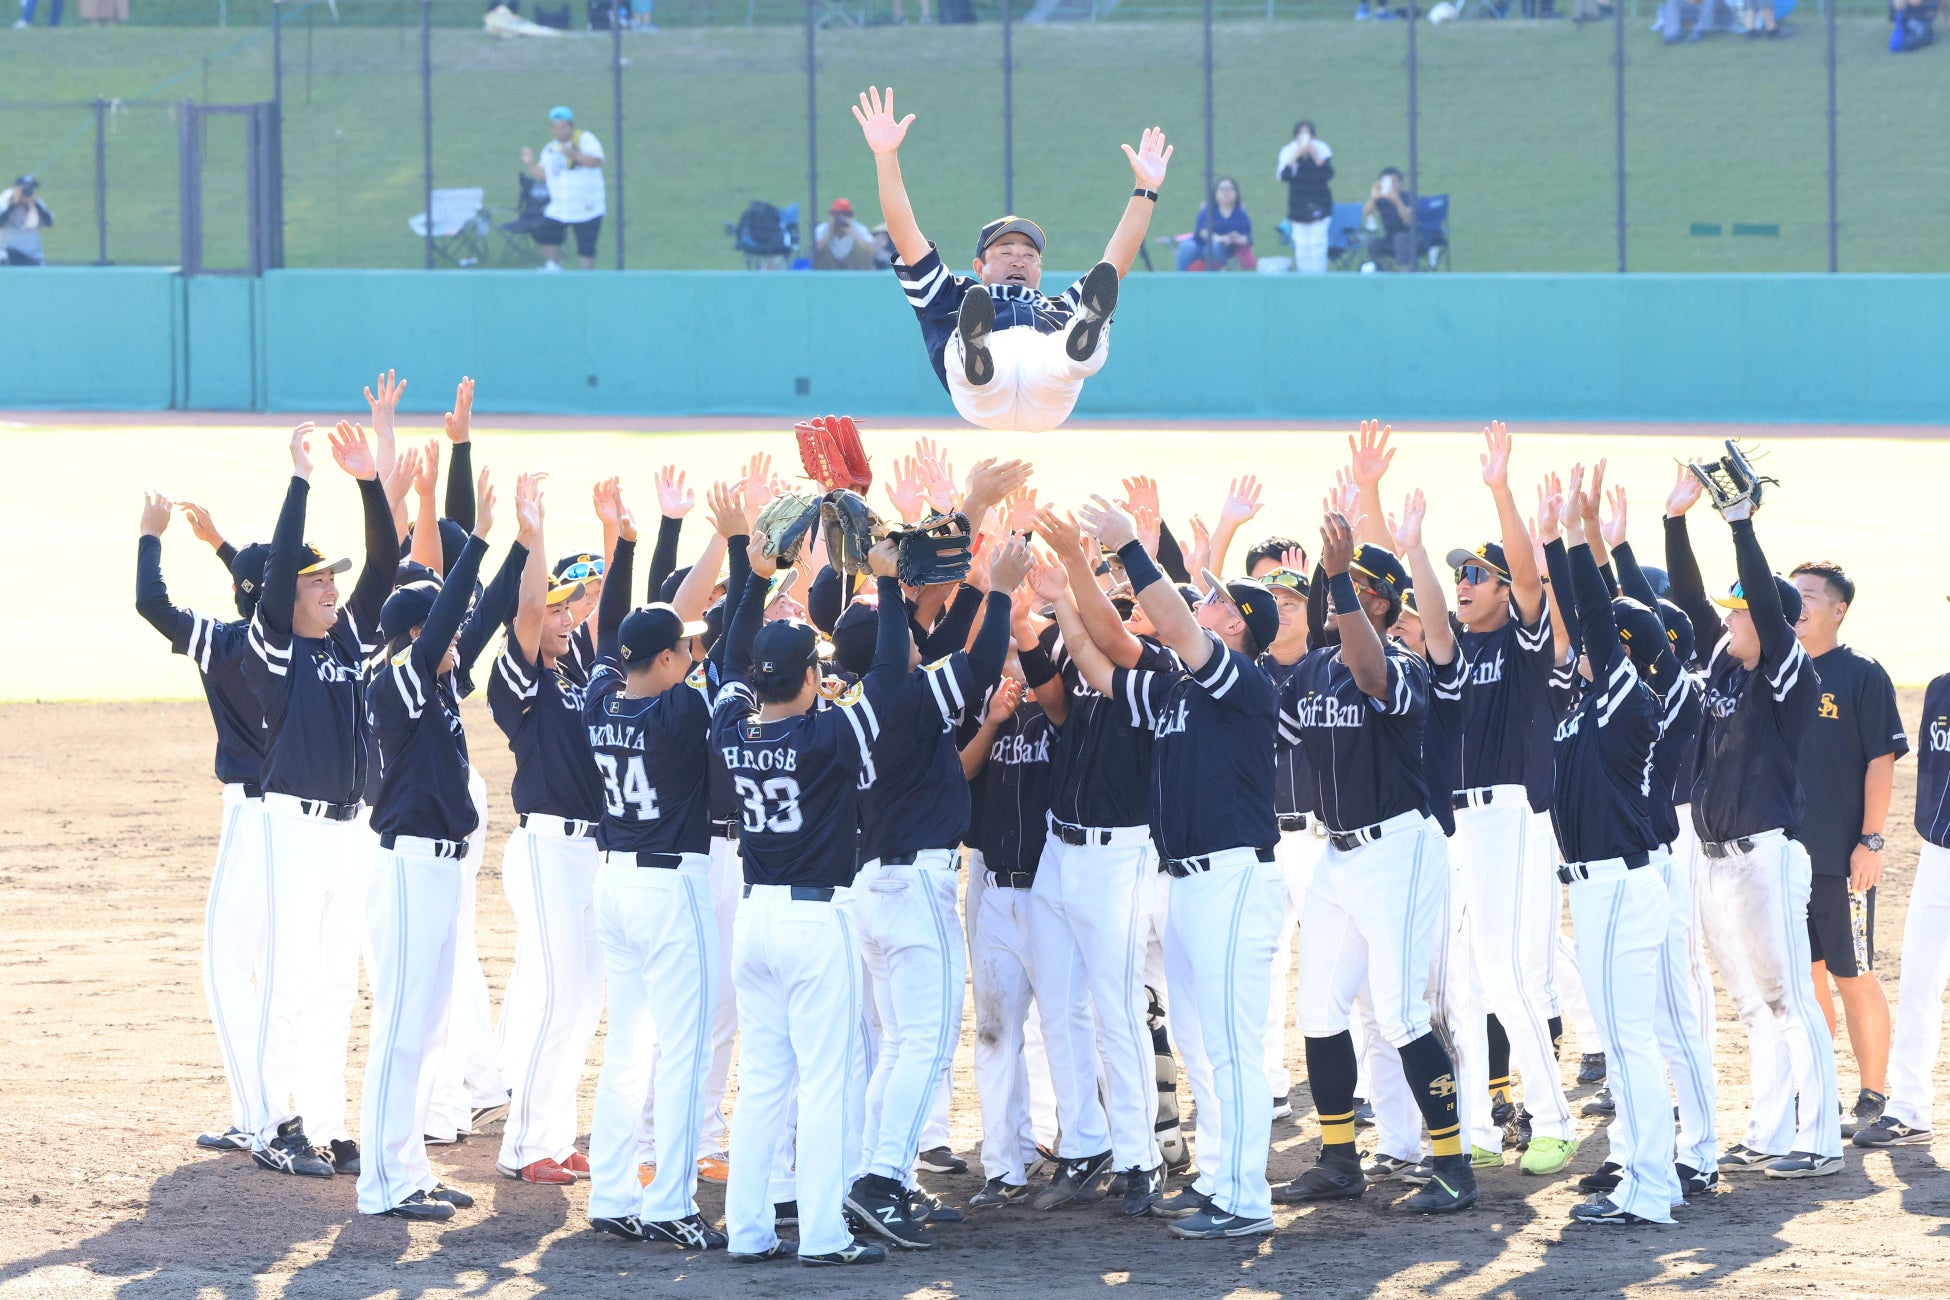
[137,381,1950,1262]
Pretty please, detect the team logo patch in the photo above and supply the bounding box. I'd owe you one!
[391,647,412,668]
[1428,1074,1459,1100]
[1819,692,1840,719]
[837,681,865,705]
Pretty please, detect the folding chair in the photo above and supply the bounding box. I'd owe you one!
[1326,201,1366,271]
[1415,194,1451,271]
[494,171,552,264]
[409,188,491,268]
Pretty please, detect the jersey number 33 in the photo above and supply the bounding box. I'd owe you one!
[735,775,803,833]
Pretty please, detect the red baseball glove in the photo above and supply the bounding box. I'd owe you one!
[795,415,872,495]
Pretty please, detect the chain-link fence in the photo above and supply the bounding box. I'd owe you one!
[3,0,1942,272]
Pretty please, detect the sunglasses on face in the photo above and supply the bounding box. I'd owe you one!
[1454,564,1499,586]
[561,559,606,582]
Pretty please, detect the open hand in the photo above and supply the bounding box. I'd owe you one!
[1349,419,1395,489]
[986,677,1023,725]
[177,500,223,549]
[1219,474,1264,529]
[853,86,916,156]
[1027,552,1069,603]
[1076,495,1138,551]
[1122,126,1173,190]
[413,438,441,499]
[290,421,315,479]
[1032,507,1086,561]
[513,471,545,547]
[1118,474,1160,520]
[1391,488,1426,553]
[473,468,496,539]
[1319,510,1356,577]
[364,370,406,437]
[444,376,473,444]
[1601,483,1628,549]
[140,490,173,537]
[989,533,1034,594]
[1002,486,1039,536]
[707,481,749,538]
[655,465,694,519]
[741,453,777,514]
[1666,462,1703,517]
[1480,420,1514,489]
[329,421,378,481]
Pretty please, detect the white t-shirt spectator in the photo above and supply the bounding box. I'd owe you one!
[813,219,870,263]
[540,131,606,224]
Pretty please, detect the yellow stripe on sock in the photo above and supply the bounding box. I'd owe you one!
[1320,1112,1357,1146]
[1429,1123,1462,1157]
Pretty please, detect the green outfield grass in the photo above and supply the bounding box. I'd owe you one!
[2,14,1945,273]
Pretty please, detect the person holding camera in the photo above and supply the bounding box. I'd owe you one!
[812,197,877,271]
[1276,121,1333,275]
[1360,168,1416,274]
[1,176,52,266]
[521,106,605,272]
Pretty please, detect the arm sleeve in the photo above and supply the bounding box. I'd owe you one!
[596,535,635,662]
[443,440,474,533]
[260,475,308,637]
[1663,513,1725,652]
[872,576,914,680]
[710,535,753,674]
[1569,542,1620,677]
[917,584,982,660]
[215,540,237,570]
[1543,538,1580,660]
[1729,518,1795,667]
[456,540,527,674]
[965,592,1013,704]
[1613,539,1660,610]
[135,536,184,642]
[345,477,399,640]
[647,515,682,604]
[412,536,488,677]
[722,570,769,685]
[1156,521,1191,585]
[1018,639,1058,690]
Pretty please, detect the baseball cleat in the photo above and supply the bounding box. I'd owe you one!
[1121,1165,1165,1217]
[956,286,996,387]
[1065,261,1118,363]
[1675,1163,1719,1198]
[590,1215,648,1241]
[1363,1153,1432,1186]
[1519,1136,1579,1176]
[1353,1096,1376,1129]
[917,1146,969,1175]
[499,1157,575,1185]
[1494,1103,1534,1151]
[905,1185,962,1224]
[1581,1087,1616,1117]
[774,1199,800,1225]
[1470,1146,1503,1170]
[1719,1143,1787,1170]
[1154,1186,1215,1220]
[1854,1116,1932,1147]
[423,1133,461,1147]
[197,1126,252,1152]
[1577,1161,1623,1193]
[471,1097,511,1128]
[1568,1193,1654,1225]
[1031,1150,1114,1210]
[643,1214,728,1249]
[563,1151,590,1178]
[968,1177,1029,1210]
[846,1173,932,1249]
[429,1182,475,1209]
[696,1150,730,1183]
[1577,1053,1607,1085]
[383,1190,455,1222]
[1167,1208,1275,1240]
[1843,1089,1888,1136]
[1403,1156,1479,1214]
[1275,1153,1366,1202]
[1271,1093,1293,1121]
[801,1239,887,1266]
[730,1239,795,1262]
[325,1139,361,1177]
[1763,1151,1845,1179]
[252,1119,335,1178]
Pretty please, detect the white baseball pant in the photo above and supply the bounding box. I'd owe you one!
[207,784,268,1137]
[252,794,367,1149]
[1567,853,1678,1223]
[1152,864,1215,1161]
[1883,843,1950,1131]
[726,885,867,1259]
[1266,824,1327,1099]
[963,863,1057,1153]
[1697,831,1839,1159]
[699,832,743,1157]
[1653,842,1718,1173]
[855,851,965,1183]
[426,769,504,1143]
[1555,928,1600,1053]
[967,852,1042,1185]
[587,852,718,1224]
[944,319,1109,433]
[1165,848,1287,1221]
[494,818,603,1172]
[1361,857,1469,1163]
[1672,809,1718,1065]
[355,838,462,1215]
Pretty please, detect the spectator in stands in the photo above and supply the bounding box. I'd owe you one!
[1176,177,1255,272]
[521,105,606,271]
[812,198,877,271]
[871,223,896,271]
[13,0,62,26]
[1655,0,1741,41]
[1276,120,1333,275]
[892,0,934,20]
[1,176,52,266]
[1360,167,1415,273]
[76,0,122,22]
[1741,0,1780,36]
[1890,0,1936,48]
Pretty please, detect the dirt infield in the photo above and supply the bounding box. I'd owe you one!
[4,697,1950,1299]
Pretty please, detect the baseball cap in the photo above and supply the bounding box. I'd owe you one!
[554,553,605,584]
[1199,569,1279,655]
[229,541,271,618]
[1713,575,1803,626]
[617,603,708,665]
[1396,587,1422,621]
[546,576,585,607]
[751,619,832,682]
[808,565,844,634]
[380,580,441,642]
[1444,542,1509,584]
[1261,567,1311,602]
[767,568,800,610]
[299,544,351,577]
[1656,598,1695,666]
[1612,597,1673,690]
[548,105,574,121]
[395,558,440,590]
[1639,564,1673,600]
[830,599,881,677]
[1350,544,1411,608]
[830,197,854,215]
[976,215,1046,259]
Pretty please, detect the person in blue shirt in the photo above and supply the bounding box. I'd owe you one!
[1175,177,1255,272]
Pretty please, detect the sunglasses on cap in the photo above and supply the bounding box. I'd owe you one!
[1261,568,1310,596]
[1453,563,1501,586]
[560,558,606,583]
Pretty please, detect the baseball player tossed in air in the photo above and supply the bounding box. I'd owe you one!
[136,494,272,1155]
[356,466,498,1222]
[1278,521,1476,1215]
[1663,464,1837,1178]
[242,420,398,1181]
[1856,654,1950,1147]
[853,85,1171,433]
[577,482,726,1249]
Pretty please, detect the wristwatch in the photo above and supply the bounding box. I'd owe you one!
[1859,833,1885,853]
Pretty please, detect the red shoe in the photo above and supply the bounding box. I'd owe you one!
[496,1157,575,1185]
[563,1151,591,1178]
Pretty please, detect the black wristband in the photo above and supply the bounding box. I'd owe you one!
[1018,642,1058,690]
[1117,539,1165,595]
[1328,572,1360,615]
[1133,187,1159,202]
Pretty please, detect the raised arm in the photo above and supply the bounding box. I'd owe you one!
[363,369,406,503]
[1205,475,1263,580]
[1038,507,1145,669]
[443,382,475,533]
[410,441,443,570]
[1079,496,1208,671]
[648,465,693,600]
[1480,421,1543,624]
[509,474,548,666]
[413,473,494,676]
[853,86,930,269]
[595,486,639,661]
[1349,421,1398,553]
[135,492,183,640]
[1612,539,1659,612]
[261,425,314,637]
[1048,586,1119,698]
[1322,509,1389,701]
[968,538,1033,703]
[960,680,1020,781]
[175,500,234,573]
[1013,594,1068,726]
[1100,127,1173,277]
[1390,488,1455,666]
[867,541,919,686]
[1730,514,1796,666]
[326,421,396,637]
[1662,464,1724,651]
[457,473,538,674]
[704,482,750,671]
[723,538,773,684]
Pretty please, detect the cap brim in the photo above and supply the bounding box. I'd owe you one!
[300,556,352,576]
[766,569,800,607]
[679,618,710,638]
[545,582,585,607]
[1712,595,1749,611]
[1199,568,1244,619]
[1444,548,1507,578]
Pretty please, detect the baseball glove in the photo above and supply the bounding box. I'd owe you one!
[819,489,885,576]
[891,510,974,586]
[796,415,873,495]
[1688,439,1776,521]
[755,490,823,565]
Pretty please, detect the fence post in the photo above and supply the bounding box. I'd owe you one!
[273,0,283,123]
[1201,0,1214,205]
[273,0,285,264]
[421,0,434,270]
[806,0,817,258]
[1824,0,1837,271]
[613,14,626,270]
[1002,0,1014,214]
[1406,0,1418,269]
[1613,0,1625,272]
[93,98,109,266]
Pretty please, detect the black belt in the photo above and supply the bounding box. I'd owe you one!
[712,819,741,841]
[1162,846,1277,878]
[241,782,264,800]
[625,851,684,869]
[519,813,597,838]
[743,883,836,902]
[1452,788,1499,811]
[1277,813,1310,834]
[1329,822,1392,853]
[378,833,467,858]
[296,798,360,822]
[987,870,1035,889]
[1557,851,1652,883]
[1699,836,1758,860]
[875,847,956,868]
[1051,820,1116,847]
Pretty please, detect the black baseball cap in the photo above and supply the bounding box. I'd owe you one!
[1640,564,1673,600]
[831,599,881,677]
[751,618,832,682]
[1656,598,1695,666]
[298,543,351,577]
[1350,544,1410,609]
[1445,541,1509,583]
[395,558,440,590]
[380,580,441,641]
[976,215,1045,258]
[618,603,708,665]
[1714,575,1803,627]
[1612,597,1673,690]
[1261,566,1311,603]
[809,564,845,635]
[554,552,605,583]
[229,541,271,618]
[1199,569,1279,655]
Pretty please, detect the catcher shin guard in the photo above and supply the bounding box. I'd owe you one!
[796,415,873,494]
[755,492,822,566]
[1149,985,1189,1171]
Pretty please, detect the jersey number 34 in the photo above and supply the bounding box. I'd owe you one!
[735,775,803,834]
[596,754,661,820]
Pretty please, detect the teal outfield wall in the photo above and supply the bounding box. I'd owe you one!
[5,268,1947,423]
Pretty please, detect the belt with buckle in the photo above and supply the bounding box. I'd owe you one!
[1163,846,1276,878]
[378,833,467,858]
[519,813,597,838]
[743,883,836,902]
[289,797,360,822]
[1052,820,1114,847]
[617,851,683,869]
[987,870,1035,889]
[1452,788,1498,811]
[1277,813,1310,834]
[1556,850,1651,883]
[712,819,741,841]
[874,847,957,868]
[1699,836,1758,860]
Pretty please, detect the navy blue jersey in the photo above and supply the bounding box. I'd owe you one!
[969,701,1057,878]
[488,637,606,822]
[711,677,883,888]
[1048,629,1169,828]
[894,244,1090,392]
[1262,654,1318,819]
[135,536,267,785]
[1648,670,1702,845]
[1549,658,1661,863]
[368,537,489,841]
[582,658,717,855]
[1916,672,1950,850]
[1280,641,1431,834]
[1454,598,1554,794]
[1665,670,1704,812]
[1423,652,1466,836]
[1112,632,1279,860]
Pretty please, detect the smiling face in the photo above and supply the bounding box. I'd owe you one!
[1726,606,1760,665]
[1269,587,1309,657]
[1390,608,1425,656]
[541,599,576,662]
[293,570,339,638]
[567,576,601,629]
[1453,569,1509,630]
[974,232,1043,291]
[1792,573,1846,646]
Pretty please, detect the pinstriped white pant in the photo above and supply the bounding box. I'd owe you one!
[206,785,268,1137]
[355,847,461,1215]
[1652,846,1719,1172]
[1885,843,1950,1130]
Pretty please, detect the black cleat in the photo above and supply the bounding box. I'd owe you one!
[1121,1165,1164,1217]
[846,1173,932,1249]
[1167,1208,1275,1239]
[429,1182,474,1208]
[1276,1152,1366,1202]
[905,1185,962,1224]
[196,1126,252,1152]
[1031,1150,1114,1210]
[917,1145,968,1175]
[591,1215,648,1241]
[957,286,996,387]
[801,1238,887,1266]
[643,1214,728,1249]
[773,1199,800,1226]
[252,1119,335,1178]
[1582,1087,1616,1117]
[1676,1163,1719,1198]
[1843,1089,1888,1136]
[1577,1161,1623,1193]
[1569,1192,1654,1225]
[968,1176,1029,1210]
[1353,1096,1376,1129]
[383,1190,455,1222]
[1403,1155,1479,1214]
[1154,1186,1214,1220]
[1577,1052,1607,1085]
[1065,261,1118,363]
[1854,1116,1932,1147]
[325,1138,361,1177]
[1363,1153,1432,1186]
[730,1239,795,1262]
[1720,1142,1787,1170]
